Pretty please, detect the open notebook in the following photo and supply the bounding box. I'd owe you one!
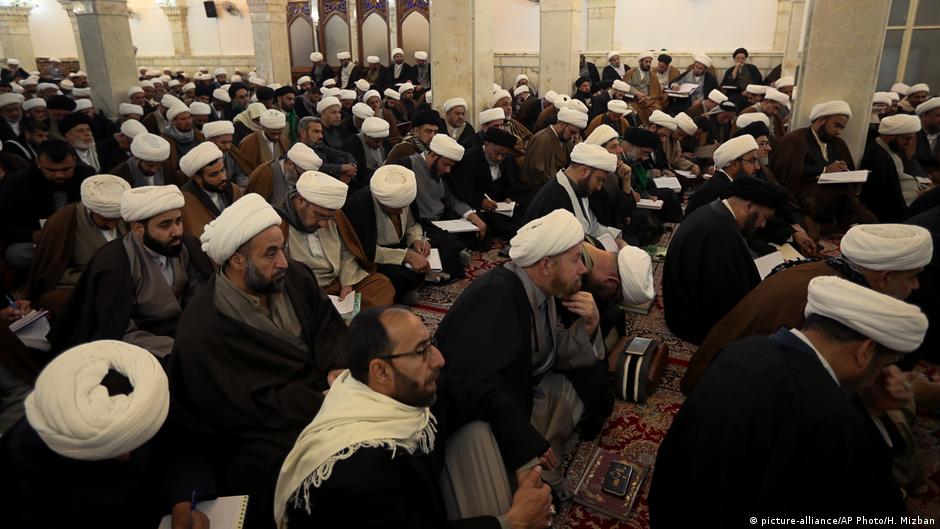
[157,495,249,529]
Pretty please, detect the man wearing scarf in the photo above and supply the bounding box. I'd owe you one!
[202,120,253,187]
[142,94,182,135]
[385,109,440,163]
[247,142,323,204]
[275,307,554,528]
[161,103,204,173]
[179,142,243,238]
[111,132,185,188]
[297,115,359,183]
[232,101,266,145]
[58,112,101,172]
[240,108,291,172]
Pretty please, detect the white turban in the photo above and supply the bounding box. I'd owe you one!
[916,97,940,116]
[337,51,351,60]
[745,84,767,95]
[260,109,286,129]
[570,142,617,172]
[130,133,170,162]
[323,78,337,88]
[611,80,630,93]
[775,76,795,89]
[392,48,404,57]
[443,97,467,113]
[310,52,324,62]
[213,68,227,77]
[618,245,654,305]
[203,120,235,139]
[713,134,758,169]
[0,93,18,107]
[60,79,75,90]
[692,54,712,68]
[297,170,348,209]
[872,92,893,107]
[584,124,619,147]
[200,193,282,265]
[429,134,465,161]
[513,85,530,97]
[891,82,910,94]
[516,74,529,83]
[415,51,428,61]
[317,96,341,114]
[36,83,54,92]
[708,89,728,104]
[297,75,311,86]
[489,89,511,108]
[371,165,417,208]
[492,83,503,94]
[139,80,155,90]
[366,56,380,65]
[553,95,571,108]
[809,100,852,122]
[24,340,169,460]
[120,185,184,222]
[383,88,400,101]
[607,51,620,61]
[544,90,558,105]
[567,99,589,114]
[179,141,223,178]
[352,102,374,120]
[167,79,180,88]
[878,114,921,135]
[398,83,415,95]
[735,112,771,129]
[363,89,380,103]
[74,99,93,112]
[118,103,143,116]
[19,76,37,87]
[764,88,789,105]
[126,86,144,98]
[161,94,183,108]
[120,119,147,139]
[607,100,631,115]
[166,103,189,121]
[355,79,371,93]
[649,110,677,131]
[73,89,92,99]
[479,107,505,125]
[189,101,211,116]
[557,107,588,129]
[425,91,432,105]
[675,112,697,135]
[361,116,390,139]
[81,175,131,218]
[840,224,933,271]
[340,89,357,101]
[321,87,342,98]
[907,83,929,95]
[22,98,45,111]
[213,88,231,103]
[804,276,927,353]
[286,142,323,171]
[510,209,585,267]
[636,51,654,62]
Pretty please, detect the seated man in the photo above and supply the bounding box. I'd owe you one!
[316,96,346,150]
[441,97,475,143]
[112,133,185,188]
[7,340,217,529]
[246,142,322,204]
[179,141,243,238]
[97,119,146,173]
[274,307,554,529]
[460,107,509,150]
[581,125,639,237]
[202,120,253,187]
[685,134,760,215]
[276,170,395,308]
[170,194,348,529]
[343,165,428,305]
[48,185,213,358]
[577,242,656,341]
[519,107,586,192]
[436,210,613,488]
[452,127,525,238]
[650,277,925,526]
[160,103,203,169]
[663,175,789,344]
[861,114,925,223]
[684,223,932,395]
[297,115,358,183]
[27,174,129,316]
[58,112,102,172]
[525,142,625,249]
[385,109,440,163]
[239,108,290,172]
[621,127,683,222]
[341,116,392,191]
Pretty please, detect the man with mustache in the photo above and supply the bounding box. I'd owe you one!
[860,114,926,223]
[59,112,101,171]
[48,185,213,358]
[179,141,243,238]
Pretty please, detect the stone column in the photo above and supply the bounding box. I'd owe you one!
[430,0,493,127]
[586,0,615,52]
[160,5,191,57]
[0,6,36,71]
[791,0,889,163]
[72,0,138,118]
[539,0,582,96]
[347,1,359,62]
[246,0,292,85]
[781,0,806,77]
[58,1,86,69]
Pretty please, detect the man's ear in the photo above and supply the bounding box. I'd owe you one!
[228,251,246,271]
[852,338,878,371]
[368,358,394,387]
[130,220,145,238]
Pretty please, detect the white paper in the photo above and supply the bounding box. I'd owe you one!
[664,83,700,98]
[596,233,618,253]
[636,198,664,210]
[817,170,869,184]
[754,251,785,280]
[776,242,804,262]
[674,169,696,179]
[329,293,357,315]
[431,219,480,233]
[653,177,682,193]
[495,201,516,217]
[916,176,932,185]
[15,315,50,351]
[158,495,249,529]
[428,248,443,271]
[9,309,48,333]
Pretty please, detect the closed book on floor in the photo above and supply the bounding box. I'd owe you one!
[572,449,647,522]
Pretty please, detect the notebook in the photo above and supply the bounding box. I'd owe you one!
[329,292,361,318]
[653,177,682,193]
[495,201,516,217]
[157,495,249,529]
[9,309,49,333]
[817,170,869,184]
[754,251,785,280]
[431,219,480,233]
[663,83,700,98]
[428,248,443,272]
[636,198,663,210]
[596,233,619,253]
[674,169,697,179]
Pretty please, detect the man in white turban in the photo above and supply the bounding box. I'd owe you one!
[48,185,213,359]
[203,119,253,187]
[169,192,348,529]
[160,102,202,173]
[95,118,146,173]
[139,93,180,135]
[685,134,760,215]
[309,51,332,87]
[438,208,612,489]
[246,140,322,205]
[316,95,348,150]
[860,114,925,222]
[389,47,416,88]
[179,141,243,238]
[275,169,394,308]
[623,51,663,119]
[656,271,926,525]
[341,116,393,190]
[7,339,218,528]
[239,108,291,172]
[899,83,930,114]
[913,97,940,174]
[520,107,586,191]
[442,97,475,143]
[110,132,183,188]
[27,174,130,314]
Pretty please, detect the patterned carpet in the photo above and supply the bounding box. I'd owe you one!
[417,232,940,528]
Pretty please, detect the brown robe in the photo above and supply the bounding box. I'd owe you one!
[739,104,786,140]
[180,181,244,239]
[624,66,664,122]
[533,106,559,134]
[384,142,419,165]
[519,126,573,190]
[110,158,187,188]
[227,144,255,177]
[238,130,291,174]
[380,108,403,145]
[162,129,205,175]
[585,113,632,139]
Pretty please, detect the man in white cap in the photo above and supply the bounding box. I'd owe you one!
[26,174,130,315]
[442,97,475,143]
[653,276,926,526]
[688,222,932,395]
[246,141,322,205]
[275,170,395,307]
[602,51,625,81]
[459,107,508,150]
[413,51,431,92]
[859,114,925,222]
[664,175,790,344]
[1,58,28,83]
[519,89,557,132]
[389,47,416,87]
[685,134,761,215]
[362,56,385,91]
[336,101,372,143]
[203,119,253,187]
[685,88,727,120]
[95,118,145,173]
[525,142,626,248]
[489,87,533,151]
[112,132,183,188]
[7,340,218,528]
[520,106,587,191]
[316,95,347,150]
[309,51,333,87]
[294,76,322,120]
[22,97,46,122]
[342,115,393,190]
[127,86,154,116]
[239,108,290,171]
[740,87,789,139]
[118,102,144,122]
[141,94,183,135]
[624,51,664,115]
[438,209,613,488]
[160,103,203,172]
[179,141,243,238]
[210,87,231,121]
[48,185,213,358]
[335,51,363,90]
[899,83,930,114]
[914,97,940,174]
[0,92,23,142]
[188,101,212,132]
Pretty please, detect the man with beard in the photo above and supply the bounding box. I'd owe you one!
[293,78,321,120]
[740,88,789,141]
[914,97,939,175]
[308,52,333,87]
[441,97,475,143]
[0,93,22,143]
[686,134,760,215]
[96,119,147,173]
[161,103,203,172]
[188,101,211,132]
[179,142,243,238]
[459,107,508,150]
[703,99,738,145]
[490,88,534,152]
[342,116,392,191]
[586,97,635,138]
[209,88,229,121]
[663,175,790,345]
[276,170,395,308]
[22,97,46,122]
[335,51,364,90]
[27,174,129,316]
[861,114,925,223]
[226,82,250,119]
[316,95,347,150]
[655,54,680,102]
[0,139,95,270]
[623,52,664,117]
[362,56,385,91]
[57,112,100,172]
[387,47,416,87]
[602,51,626,81]
[126,86,155,117]
[48,185,213,357]
[519,107,587,192]
[202,120,253,187]
[274,85,299,143]
[898,83,930,115]
[386,109,440,163]
[1,58,28,83]
[437,209,613,489]
[275,306,555,529]
[413,51,431,94]
[247,141,323,203]
[525,142,626,248]
[668,54,719,115]
[239,108,290,172]
[579,243,656,338]
[169,193,348,529]
[111,132,185,188]
[142,94,183,135]
[297,115,358,182]
[5,119,49,163]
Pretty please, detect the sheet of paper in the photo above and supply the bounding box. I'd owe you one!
[817,170,869,184]
[15,315,50,351]
[431,219,480,233]
[636,198,663,210]
[674,169,696,179]
[495,201,516,217]
[721,85,740,90]
[754,251,785,280]
[916,176,932,185]
[428,248,443,271]
[596,233,619,253]
[158,495,249,529]
[39,218,47,229]
[9,309,49,333]
[653,177,682,193]
[329,293,357,315]
[664,83,700,97]
[776,242,804,262]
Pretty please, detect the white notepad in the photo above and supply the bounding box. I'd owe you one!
[663,83,700,98]
[431,219,480,233]
[653,177,682,193]
[817,170,869,184]
[9,309,49,333]
[157,495,249,529]
[636,198,664,210]
[495,201,516,217]
[754,251,785,280]
[428,248,443,272]
[674,169,697,179]
[329,292,361,316]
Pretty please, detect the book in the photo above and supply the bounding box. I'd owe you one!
[674,169,697,179]
[595,232,619,252]
[329,292,361,318]
[495,201,516,217]
[431,219,480,233]
[721,84,740,90]
[636,198,663,210]
[158,495,249,529]
[572,448,647,522]
[663,83,700,98]
[653,176,682,193]
[754,251,785,280]
[817,170,869,184]
[9,309,49,333]
[428,248,443,272]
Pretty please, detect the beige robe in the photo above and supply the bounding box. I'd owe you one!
[373,196,423,266]
[286,222,369,288]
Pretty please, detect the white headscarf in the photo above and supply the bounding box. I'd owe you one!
[510,209,584,267]
[200,193,282,265]
[840,224,933,271]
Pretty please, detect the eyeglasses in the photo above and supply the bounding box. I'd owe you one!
[378,337,437,363]
[740,157,758,165]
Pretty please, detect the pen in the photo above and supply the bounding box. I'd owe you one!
[5,294,19,313]
[191,487,197,512]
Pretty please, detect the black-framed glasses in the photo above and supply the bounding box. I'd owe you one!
[378,337,437,363]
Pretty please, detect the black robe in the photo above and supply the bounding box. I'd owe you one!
[914,128,939,173]
[451,145,524,238]
[0,164,95,244]
[285,375,548,529]
[908,185,940,219]
[649,330,904,528]
[168,262,347,529]
[342,133,391,191]
[602,64,625,82]
[96,134,131,173]
[906,206,940,363]
[705,113,733,145]
[860,140,908,223]
[663,200,760,345]
[386,62,418,87]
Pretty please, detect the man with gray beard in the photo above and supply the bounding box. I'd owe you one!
[58,112,100,171]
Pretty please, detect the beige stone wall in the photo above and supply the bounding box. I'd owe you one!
[134,56,257,77]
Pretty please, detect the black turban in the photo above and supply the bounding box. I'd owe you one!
[728,175,789,209]
[411,110,440,128]
[623,127,660,149]
[482,127,516,148]
[47,95,77,111]
[658,54,673,64]
[734,121,770,139]
[58,111,93,134]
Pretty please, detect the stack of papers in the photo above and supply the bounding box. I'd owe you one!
[817,170,869,184]
[653,177,682,193]
[674,169,697,179]
[428,248,443,271]
[495,201,516,217]
[431,219,480,233]
[13,310,50,352]
[10,309,49,333]
[637,198,664,210]
[664,83,700,98]
[329,292,362,318]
